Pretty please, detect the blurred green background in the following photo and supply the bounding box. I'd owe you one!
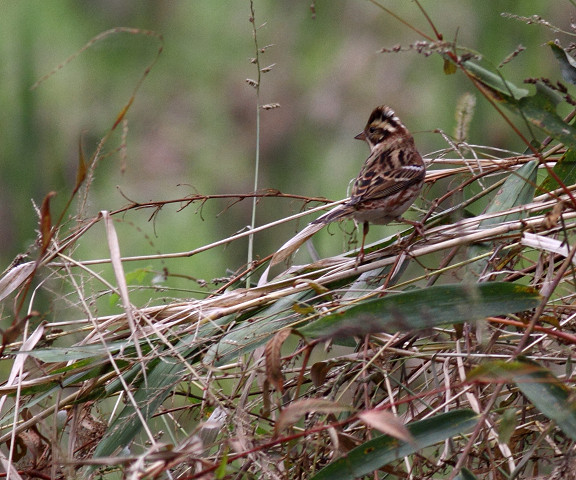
[0,1,572,311]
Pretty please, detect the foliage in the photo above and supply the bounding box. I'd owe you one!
[2,2,576,479]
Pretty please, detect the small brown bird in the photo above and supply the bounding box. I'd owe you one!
[313,105,426,259]
[267,105,425,269]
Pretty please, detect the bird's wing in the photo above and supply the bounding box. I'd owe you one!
[348,149,425,206]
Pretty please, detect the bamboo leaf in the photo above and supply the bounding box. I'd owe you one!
[91,317,231,463]
[515,93,576,149]
[0,262,36,302]
[539,148,576,193]
[265,328,292,393]
[91,355,181,460]
[479,160,538,227]
[549,41,576,85]
[453,468,480,480]
[204,291,312,366]
[299,283,540,339]
[311,410,478,480]
[462,60,576,148]
[469,358,576,441]
[498,408,517,445]
[467,160,537,277]
[21,343,125,362]
[463,60,529,99]
[275,399,353,436]
[358,409,414,445]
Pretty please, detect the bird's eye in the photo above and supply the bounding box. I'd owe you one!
[368,126,376,134]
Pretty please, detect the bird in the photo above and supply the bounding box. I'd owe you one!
[313,105,426,260]
[267,105,426,269]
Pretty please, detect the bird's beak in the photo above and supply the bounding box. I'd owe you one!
[354,131,366,141]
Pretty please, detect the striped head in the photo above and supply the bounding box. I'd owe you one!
[354,105,410,149]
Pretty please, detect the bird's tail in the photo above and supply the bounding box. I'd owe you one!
[311,204,349,225]
[270,204,349,266]
[269,221,326,267]
[257,204,350,286]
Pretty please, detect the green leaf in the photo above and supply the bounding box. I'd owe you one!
[453,468,480,480]
[467,359,541,381]
[22,342,127,362]
[109,267,152,307]
[215,447,229,478]
[534,81,563,107]
[539,148,576,193]
[463,60,529,99]
[462,60,576,149]
[513,358,576,441]
[311,410,479,480]
[549,41,576,85]
[498,408,517,445]
[515,93,576,149]
[479,160,537,227]
[469,358,576,441]
[467,160,537,278]
[92,356,182,461]
[91,316,232,463]
[203,290,313,366]
[299,283,540,339]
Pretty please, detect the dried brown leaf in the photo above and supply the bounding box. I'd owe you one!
[265,328,292,392]
[336,431,362,452]
[444,58,457,75]
[40,191,57,253]
[310,361,331,387]
[358,409,415,445]
[261,379,271,417]
[113,97,134,130]
[0,262,36,302]
[545,200,564,229]
[275,399,352,436]
[74,136,87,194]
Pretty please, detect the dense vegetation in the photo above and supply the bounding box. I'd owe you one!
[1,2,576,479]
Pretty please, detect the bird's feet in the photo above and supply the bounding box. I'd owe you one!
[400,218,426,239]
